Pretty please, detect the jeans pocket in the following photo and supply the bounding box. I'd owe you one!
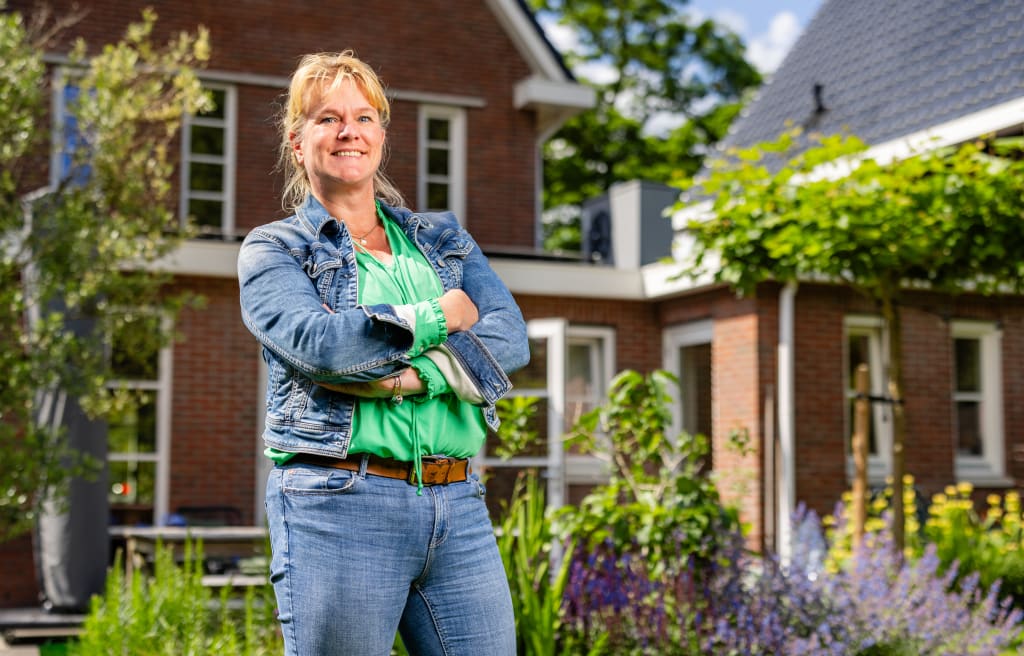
[470,473,487,499]
[281,464,360,495]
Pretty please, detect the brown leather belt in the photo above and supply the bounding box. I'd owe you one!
[290,452,470,486]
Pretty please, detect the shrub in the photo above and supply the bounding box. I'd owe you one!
[925,484,1024,608]
[70,540,281,656]
[495,472,574,656]
[555,370,740,653]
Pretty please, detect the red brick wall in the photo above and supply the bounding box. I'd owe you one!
[10,0,538,247]
[0,536,37,607]
[168,277,261,523]
[516,295,663,373]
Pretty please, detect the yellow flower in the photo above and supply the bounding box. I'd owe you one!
[945,485,957,497]
[987,494,1002,507]
[956,481,973,495]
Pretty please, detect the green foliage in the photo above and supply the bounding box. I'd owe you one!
[493,396,541,460]
[0,6,209,539]
[496,472,575,656]
[677,129,1024,300]
[925,484,1024,607]
[70,541,281,655]
[529,0,760,249]
[558,369,739,575]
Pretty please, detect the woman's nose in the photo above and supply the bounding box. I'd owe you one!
[337,122,353,138]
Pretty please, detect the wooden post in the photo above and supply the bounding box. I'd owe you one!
[852,363,870,549]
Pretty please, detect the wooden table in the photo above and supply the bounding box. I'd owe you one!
[109,525,269,586]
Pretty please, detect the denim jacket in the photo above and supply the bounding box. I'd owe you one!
[238,195,530,457]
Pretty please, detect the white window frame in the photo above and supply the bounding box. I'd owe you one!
[105,316,173,525]
[662,320,713,439]
[564,326,616,488]
[417,105,466,221]
[474,320,614,508]
[951,320,1007,484]
[844,315,892,484]
[179,82,237,238]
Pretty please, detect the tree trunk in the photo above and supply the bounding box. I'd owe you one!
[881,297,906,557]
[852,364,870,549]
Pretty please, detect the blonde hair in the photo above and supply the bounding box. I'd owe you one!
[277,51,404,213]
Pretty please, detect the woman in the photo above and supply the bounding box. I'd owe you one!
[237,51,529,655]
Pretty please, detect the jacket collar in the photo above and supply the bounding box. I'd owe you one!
[295,194,338,237]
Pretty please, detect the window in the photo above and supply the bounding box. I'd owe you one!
[844,316,892,483]
[51,74,91,187]
[663,321,713,441]
[417,105,466,220]
[477,320,614,516]
[952,320,1005,483]
[106,313,172,526]
[180,84,236,237]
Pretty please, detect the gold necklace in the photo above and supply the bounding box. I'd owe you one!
[348,220,380,245]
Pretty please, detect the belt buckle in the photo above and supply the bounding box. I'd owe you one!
[410,456,453,486]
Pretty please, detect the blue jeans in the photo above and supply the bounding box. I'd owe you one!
[265,458,516,656]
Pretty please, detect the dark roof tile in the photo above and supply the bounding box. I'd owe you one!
[724,0,1024,150]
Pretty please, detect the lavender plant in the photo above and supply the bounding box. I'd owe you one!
[707,506,1024,655]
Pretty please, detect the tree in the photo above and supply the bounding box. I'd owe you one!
[529,0,761,251]
[675,129,1024,553]
[0,5,210,540]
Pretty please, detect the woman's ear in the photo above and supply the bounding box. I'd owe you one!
[290,131,303,164]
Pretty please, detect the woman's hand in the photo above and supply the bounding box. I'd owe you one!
[319,367,424,398]
[438,289,479,333]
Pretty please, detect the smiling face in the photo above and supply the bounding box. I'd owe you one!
[291,78,385,201]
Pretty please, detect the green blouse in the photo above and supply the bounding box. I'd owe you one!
[266,204,487,477]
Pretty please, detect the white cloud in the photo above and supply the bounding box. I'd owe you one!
[541,19,579,53]
[711,8,749,38]
[746,11,802,74]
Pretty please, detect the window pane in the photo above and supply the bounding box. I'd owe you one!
[566,343,595,430]
[679,343,712,438]
[190,124,224,156]
[202,88,226,119]
[108,391,157,454]
[427,118,449,141]
[847,397,878,455]
[111,315,160,379]
[428,147,449,176]
[189,162,224,192]
[848,335,870,390]
[189,198,224,229]
[955,338,981,392]
[511,338,548,389]
[109,461,155,507]
[957,400,982,456]
[427,182,449,210]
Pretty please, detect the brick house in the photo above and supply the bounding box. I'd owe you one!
[3,0,1024,613]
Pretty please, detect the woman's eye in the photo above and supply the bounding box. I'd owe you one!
[319,116,338,124]
[358,115,373,123]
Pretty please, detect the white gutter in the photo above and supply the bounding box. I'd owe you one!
[776,281,797,563]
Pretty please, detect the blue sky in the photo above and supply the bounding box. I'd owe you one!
[688,0,822,73]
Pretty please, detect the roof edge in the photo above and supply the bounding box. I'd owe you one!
[485,0,575,81]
